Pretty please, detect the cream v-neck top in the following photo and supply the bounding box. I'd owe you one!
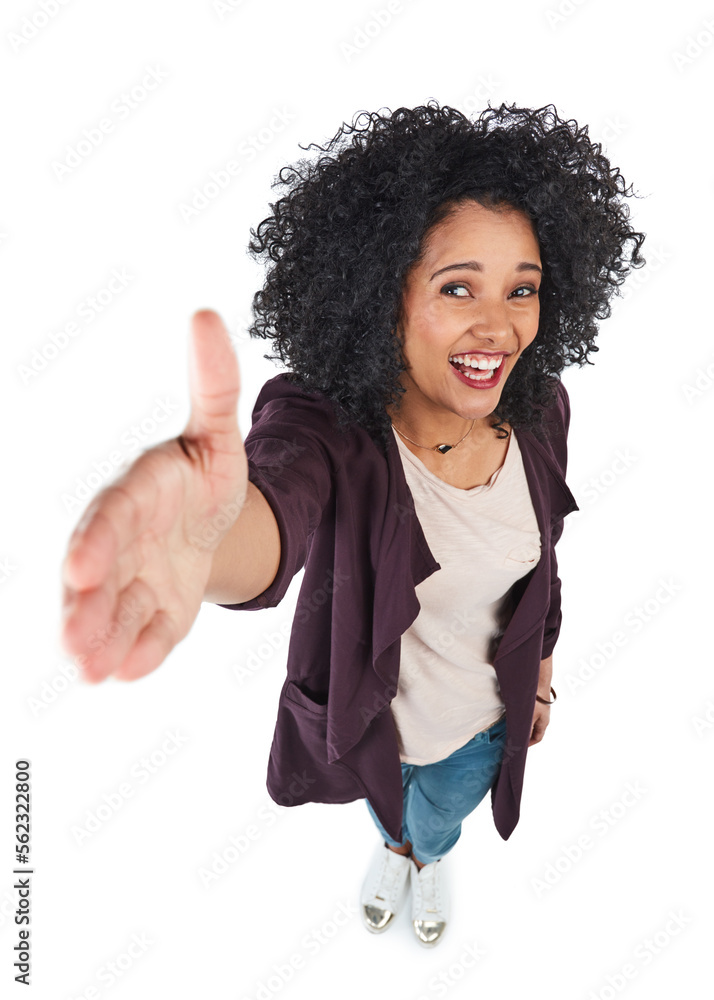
[391,425,542,765]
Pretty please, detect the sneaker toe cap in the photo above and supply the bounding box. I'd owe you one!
[362,904,396,933]
[413,919,446,946]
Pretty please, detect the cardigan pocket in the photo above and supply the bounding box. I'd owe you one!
[266,679,361,806]
[284,678,328,712]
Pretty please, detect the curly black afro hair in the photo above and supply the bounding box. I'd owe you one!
[247,101,646,455]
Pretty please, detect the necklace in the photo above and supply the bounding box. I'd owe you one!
[391,419,475,454]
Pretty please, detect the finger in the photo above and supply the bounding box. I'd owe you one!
[112,609,183,683]
[184,310,242,449]
[112,532,147,594]
[60,578,117,666]
[60,532,151,681]
[534,718,549,744]
[69,578,158,684]
[61,522,144,621]
[61,469,161,594]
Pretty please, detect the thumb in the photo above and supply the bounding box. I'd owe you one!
[184,309,241,447]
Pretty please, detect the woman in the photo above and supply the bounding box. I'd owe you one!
[60,102,645,948]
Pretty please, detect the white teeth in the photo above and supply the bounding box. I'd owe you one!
[449,354,504,370]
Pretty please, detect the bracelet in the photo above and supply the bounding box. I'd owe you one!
[535,686,557,705]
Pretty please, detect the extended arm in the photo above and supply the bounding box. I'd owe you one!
[203,481,281,605]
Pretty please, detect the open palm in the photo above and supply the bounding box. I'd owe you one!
[59,310,247,683]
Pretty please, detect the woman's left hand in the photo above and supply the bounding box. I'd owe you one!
[529,701,551,746]
[529,655,553,746]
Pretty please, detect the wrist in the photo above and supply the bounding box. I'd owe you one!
[537,656,552,693]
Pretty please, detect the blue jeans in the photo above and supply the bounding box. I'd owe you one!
[365,714,508,864]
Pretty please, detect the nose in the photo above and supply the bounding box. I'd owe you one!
[465,296,511,346]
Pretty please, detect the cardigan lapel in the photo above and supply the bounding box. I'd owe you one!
[494,426,578,659]
[370,428,440,691]
[370,423,578,685]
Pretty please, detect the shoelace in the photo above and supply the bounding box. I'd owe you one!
[373,853,408,907]
[415,863,441,916]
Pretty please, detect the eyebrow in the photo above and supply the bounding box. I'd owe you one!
[429,260,543,281]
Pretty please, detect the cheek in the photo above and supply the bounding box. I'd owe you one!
[522,308,540,348]
[403,320,445,361]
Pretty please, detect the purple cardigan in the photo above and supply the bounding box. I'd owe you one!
[218,374,578,842]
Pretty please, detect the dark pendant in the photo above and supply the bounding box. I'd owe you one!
[436,444,452,454]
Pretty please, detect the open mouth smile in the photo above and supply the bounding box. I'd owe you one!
[448,352,508,390]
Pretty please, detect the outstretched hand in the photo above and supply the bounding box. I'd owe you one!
[59,310,248,684]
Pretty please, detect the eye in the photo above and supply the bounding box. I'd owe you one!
[441,282,540,299]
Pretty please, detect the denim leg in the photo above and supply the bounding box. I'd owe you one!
[404,716,508,864]
[365,764,415,849]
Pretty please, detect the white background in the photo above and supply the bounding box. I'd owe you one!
[2,0,713,997]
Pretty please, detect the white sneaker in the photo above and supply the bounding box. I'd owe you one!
[360,842,411,933]
[410,857,449,947]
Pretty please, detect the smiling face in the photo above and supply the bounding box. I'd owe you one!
[389,199,542,440]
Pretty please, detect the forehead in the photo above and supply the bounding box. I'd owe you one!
[421,200,539,260]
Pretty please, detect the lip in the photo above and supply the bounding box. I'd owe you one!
[450,350,510,357]
[448,355,508,390]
